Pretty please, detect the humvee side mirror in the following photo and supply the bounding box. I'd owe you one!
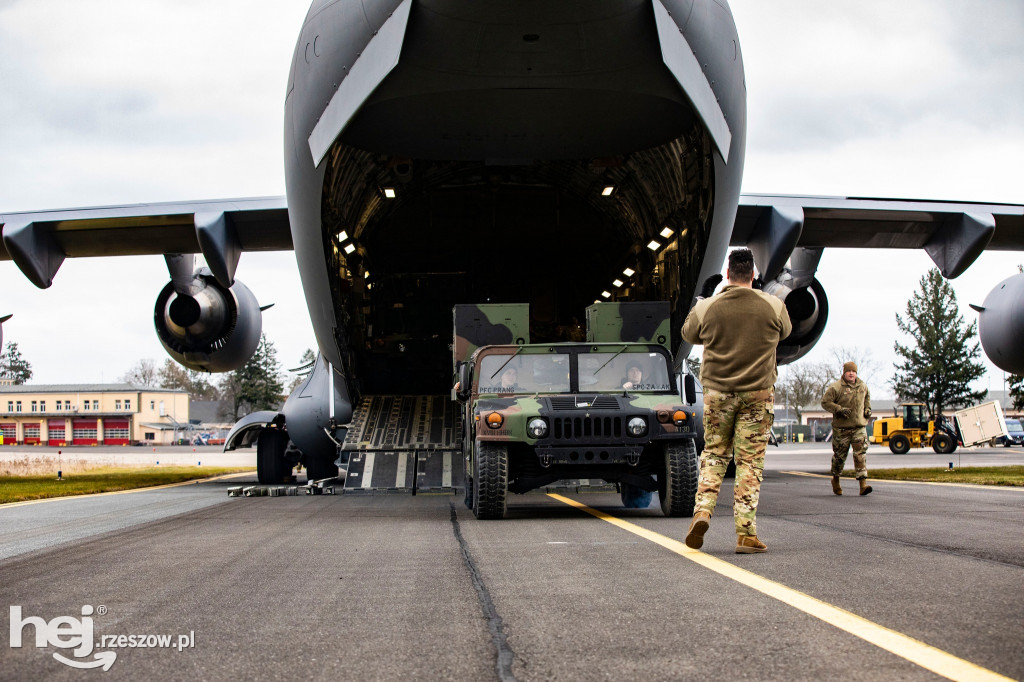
[455,362,471,402]
[683,373,697,405]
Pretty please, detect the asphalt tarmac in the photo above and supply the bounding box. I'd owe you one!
[1,445,1022,680]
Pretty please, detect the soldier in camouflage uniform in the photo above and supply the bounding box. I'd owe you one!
[681,249,792,553]
[821,361,872,496]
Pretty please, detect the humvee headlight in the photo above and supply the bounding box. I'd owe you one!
[627,417,647,436]
[527,418,548,439]
[673,410,687,426]
[486,412,504,429]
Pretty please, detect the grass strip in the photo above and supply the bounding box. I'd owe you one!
[852,466,1024,487]
[0,466,255,504]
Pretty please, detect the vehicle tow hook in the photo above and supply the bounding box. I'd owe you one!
[539,454,553,468]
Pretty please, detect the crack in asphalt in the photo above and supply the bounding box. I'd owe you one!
[449,502,517,682]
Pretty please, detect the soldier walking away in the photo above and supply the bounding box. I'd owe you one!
[821,362,873,496]
[681,249,792,554]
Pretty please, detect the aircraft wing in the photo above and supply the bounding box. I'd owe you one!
[0,196,292,289]
[733,194,1024,281]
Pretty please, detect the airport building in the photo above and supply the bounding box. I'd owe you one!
[0,384,190,446]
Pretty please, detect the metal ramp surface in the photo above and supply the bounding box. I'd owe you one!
[341,395,463,493]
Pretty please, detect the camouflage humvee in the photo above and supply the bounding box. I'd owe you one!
[454,340,700,520]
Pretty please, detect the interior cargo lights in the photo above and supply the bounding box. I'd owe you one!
[601,185,615,196]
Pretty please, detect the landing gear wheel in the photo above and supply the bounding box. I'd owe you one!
[306,454,338,482]
[472,441,508,520]
[932,433,957,454]
[620,483,654,509]
[889,434,911,455]
[659,439,698,517]
[257,429,291,484]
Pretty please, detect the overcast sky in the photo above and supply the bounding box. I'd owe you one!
[1,1,1022,398]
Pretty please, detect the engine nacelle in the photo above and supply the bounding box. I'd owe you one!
[154,268,262,372]
[762,274,829,365]
[973,272,1024,374]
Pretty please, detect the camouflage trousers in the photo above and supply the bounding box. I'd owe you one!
[695,387,774,536]
[831,426,868,479]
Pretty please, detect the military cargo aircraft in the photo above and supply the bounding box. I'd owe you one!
[1,0,1022,484]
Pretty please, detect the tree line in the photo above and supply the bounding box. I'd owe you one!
[118,336,316,421]
[777,267,1024,418]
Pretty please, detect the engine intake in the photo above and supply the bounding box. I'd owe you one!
[154,268,262,372]
[762,274,829,365]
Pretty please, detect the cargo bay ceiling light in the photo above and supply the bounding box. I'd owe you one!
[601,185,615,196]
[336,230,348,242]
[344,243,356,254]
[660,227,674,238]
[647,240,661,251]
[601,291,611,299]
[622,267,635,277]
[612,279,623,288]
[383,187,396,198]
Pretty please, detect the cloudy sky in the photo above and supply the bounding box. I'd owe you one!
[1,1,1022,397]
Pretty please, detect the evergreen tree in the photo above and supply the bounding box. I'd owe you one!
[0,342,33,384]
[158,359,218,400]
[890,268,987,417]
[219,334,284,420]
[1008,374,1024,411]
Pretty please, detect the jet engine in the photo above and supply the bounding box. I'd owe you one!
[153,267,263,372]
[762,274,829,365]
[972,272,1024,374]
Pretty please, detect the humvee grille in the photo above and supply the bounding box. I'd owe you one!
[549,396,620,411]
[552,416,623,440]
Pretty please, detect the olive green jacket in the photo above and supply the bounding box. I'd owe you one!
[682,285,792,392]
[821,377,871,428]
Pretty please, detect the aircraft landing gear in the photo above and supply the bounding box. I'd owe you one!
[257,429,291,484]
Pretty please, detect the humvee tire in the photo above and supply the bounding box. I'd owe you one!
[257,429,291,484]
[659,439,698,517]
[473,441,508,520]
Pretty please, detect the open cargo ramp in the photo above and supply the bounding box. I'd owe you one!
[341,395,463,493]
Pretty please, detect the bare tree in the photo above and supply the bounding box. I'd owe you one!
[778,361,832,422]
[823,345,882,387]
[120,359,159,387]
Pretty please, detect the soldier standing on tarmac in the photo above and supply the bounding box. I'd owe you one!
[681,248,792,554]
[821,362,873,496]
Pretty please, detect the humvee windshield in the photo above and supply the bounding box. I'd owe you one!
[579,351,672,392]
[478,353,571,394]
[476,349,672,394]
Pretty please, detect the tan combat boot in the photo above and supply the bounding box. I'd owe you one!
[831,475,843,496]
[859,478,873,496]
[736,535,767,554]
[685,511,711,549]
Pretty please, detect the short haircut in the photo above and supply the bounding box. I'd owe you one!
[727,248,755,280]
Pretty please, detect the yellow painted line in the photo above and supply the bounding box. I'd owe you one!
[548,493,1013,682]
[0,471,254,509]
[781,470,1024,491]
